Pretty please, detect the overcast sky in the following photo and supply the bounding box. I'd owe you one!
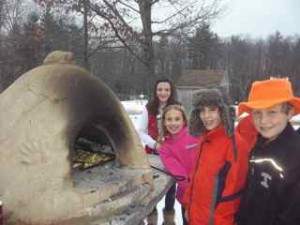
[211,0,299,38]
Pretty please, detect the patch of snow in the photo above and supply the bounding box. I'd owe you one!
[291,114,300,130]
[121,100,147,115]
[121,100,147,130]
[291,114,300,122]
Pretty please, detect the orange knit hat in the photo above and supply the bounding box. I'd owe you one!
[238,78,300,116]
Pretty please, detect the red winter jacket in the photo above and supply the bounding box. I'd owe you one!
[236,114,258,151]
[183,126,250,225]
[145,104,159,154]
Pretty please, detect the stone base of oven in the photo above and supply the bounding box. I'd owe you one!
[75,154,174,225]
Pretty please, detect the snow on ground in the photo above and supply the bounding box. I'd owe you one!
[156,197,183,225]
[291,114,300,130]
[121,100,147,115]
[121,100,147,130]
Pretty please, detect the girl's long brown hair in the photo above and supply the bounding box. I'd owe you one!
[147,78,180,115]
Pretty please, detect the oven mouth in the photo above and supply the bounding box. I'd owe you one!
[73,124,116,171]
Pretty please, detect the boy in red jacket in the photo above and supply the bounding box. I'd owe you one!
[183,89,250,225]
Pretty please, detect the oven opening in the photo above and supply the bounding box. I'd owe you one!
[73,124,116,171]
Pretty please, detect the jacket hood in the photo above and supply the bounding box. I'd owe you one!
[189,88,234,137]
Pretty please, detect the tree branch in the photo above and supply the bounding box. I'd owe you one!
[119,0,139,14]
[90,2,146,65]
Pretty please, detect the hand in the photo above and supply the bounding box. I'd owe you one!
[153,142,161,152]
[156,143,161,151]
[184,210,189,222]
[157,135,165,144]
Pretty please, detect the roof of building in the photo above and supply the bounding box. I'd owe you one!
[176,69,226,89]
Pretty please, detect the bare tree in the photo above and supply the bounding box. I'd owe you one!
[91,0,224,89]
[0,0,26,91]
[34,0,224,92]
[0,0,5,36]
[156,34,183,80]
[225,37,258,101]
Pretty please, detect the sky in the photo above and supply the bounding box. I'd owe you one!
[211,0,300,38]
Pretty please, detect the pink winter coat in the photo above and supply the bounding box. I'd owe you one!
[159,126,198,204]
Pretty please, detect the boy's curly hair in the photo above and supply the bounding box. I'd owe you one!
[189,88,235,137]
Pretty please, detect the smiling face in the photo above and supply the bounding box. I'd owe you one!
[164,108,185,136]
[251,103,293,141]
[199,106,222,131]
[156,82,171,105]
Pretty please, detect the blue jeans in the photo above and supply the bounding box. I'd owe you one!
[181,206,188,225]
[164,182,176,211]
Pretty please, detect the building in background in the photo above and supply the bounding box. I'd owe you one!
[176,69,228,113]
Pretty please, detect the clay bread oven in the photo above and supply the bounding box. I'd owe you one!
[0,51,172,224]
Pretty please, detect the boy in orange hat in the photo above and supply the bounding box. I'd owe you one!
[237,78,300,225]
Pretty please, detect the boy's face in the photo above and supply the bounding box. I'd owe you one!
[251,103,293,141]
[199,106,222,131]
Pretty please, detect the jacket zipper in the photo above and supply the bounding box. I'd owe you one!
[188,138,208,221]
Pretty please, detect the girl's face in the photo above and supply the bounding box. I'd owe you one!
[156,82,171,104]
[199,106,222,131]
[164,109,185,136]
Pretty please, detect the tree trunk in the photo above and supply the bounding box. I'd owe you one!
[83,0,90,69]
[138,0,155,93]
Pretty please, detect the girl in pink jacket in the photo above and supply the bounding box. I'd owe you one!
[159,105,199,225]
